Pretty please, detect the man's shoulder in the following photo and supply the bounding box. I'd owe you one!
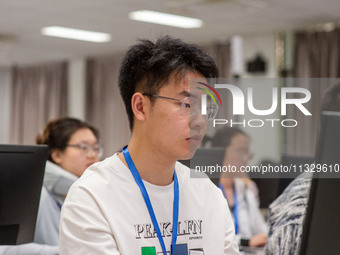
[265,174,313,255]
[274,172,313,206]
[69,154,128,193]
[268,173,313,228]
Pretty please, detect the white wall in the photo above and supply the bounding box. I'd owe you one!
[241,33,281,165]
[0,67,11,144]
[243,33,277,78]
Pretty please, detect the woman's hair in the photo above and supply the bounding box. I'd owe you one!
[211,127,248,148]
[36,117,99,162]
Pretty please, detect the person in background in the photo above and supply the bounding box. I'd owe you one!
[212,127,268,249]
[34,117,102,245]
[266,83,340,255]
[0,117,102,255]
[59,35,239,254]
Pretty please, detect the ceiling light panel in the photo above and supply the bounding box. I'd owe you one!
[41,26,111,43]
[129,10,203,29]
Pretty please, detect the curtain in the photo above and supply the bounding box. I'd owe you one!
[293,29,340,78]
[10,62,68,144]
[285,29,340,156]
[204,41,232,78]
[85,54,130,157]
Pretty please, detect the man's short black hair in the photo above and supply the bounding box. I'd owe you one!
[118,35,219,130]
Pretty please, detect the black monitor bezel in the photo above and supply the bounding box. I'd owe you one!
[0,144,48,245]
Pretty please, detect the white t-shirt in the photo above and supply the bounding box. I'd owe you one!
[60,154,240,255]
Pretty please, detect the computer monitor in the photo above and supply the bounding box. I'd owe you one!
[180,147,225,186]
[0,144,48,245]
[300,111,340,254]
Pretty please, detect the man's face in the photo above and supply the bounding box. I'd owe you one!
[145,71,208,161]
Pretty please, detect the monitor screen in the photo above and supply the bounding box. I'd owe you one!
[0,144,48,245]
[300,111,340,254]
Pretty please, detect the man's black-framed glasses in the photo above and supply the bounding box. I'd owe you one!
[143,93,218,121]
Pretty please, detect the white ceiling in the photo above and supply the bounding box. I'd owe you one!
[1,0,340,67]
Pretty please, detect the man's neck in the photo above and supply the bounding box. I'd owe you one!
[118,137,176,186]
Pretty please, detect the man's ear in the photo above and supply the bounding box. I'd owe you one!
[131,92,149,122]
[51,149,63,165]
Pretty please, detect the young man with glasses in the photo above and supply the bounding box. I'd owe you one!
[60,36,239,255]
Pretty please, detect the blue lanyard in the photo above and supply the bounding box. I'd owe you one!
[123,146,179,255]
[219,183,239,234]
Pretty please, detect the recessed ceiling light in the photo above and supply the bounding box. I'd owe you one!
[41,26,111,43]
[128,10,203,29]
